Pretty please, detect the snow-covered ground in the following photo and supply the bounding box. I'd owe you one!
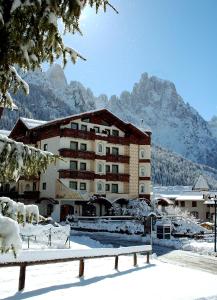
[0,235,217,300]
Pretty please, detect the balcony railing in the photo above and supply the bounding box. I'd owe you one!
[59,149,95,160]
[59,170,130,182]
[59,148,129,163]
[60,128,129,145]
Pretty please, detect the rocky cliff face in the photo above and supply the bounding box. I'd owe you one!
[208,116,217,139]
[96,73,217,169]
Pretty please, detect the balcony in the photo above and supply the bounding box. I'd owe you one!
[60,128,129,145]
[22,191,40,200]
[106,154,129,163]
[106,173,130,182]
[59,170,129,182]
[59,148,95,160]
[59,170,95,180]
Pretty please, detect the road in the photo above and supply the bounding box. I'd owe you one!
[72,231,217,274]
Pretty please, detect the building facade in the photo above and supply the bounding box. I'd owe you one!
[9,109,151,221]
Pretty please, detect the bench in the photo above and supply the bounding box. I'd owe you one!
[0,245,152,291]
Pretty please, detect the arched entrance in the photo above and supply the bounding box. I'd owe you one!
[60,204,74,221]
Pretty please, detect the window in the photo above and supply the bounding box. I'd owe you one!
[94,126,100,133]
[81,124,87,131]
[97,182,104,193]
[140,149,145,159]
[47,204,53,216]
[80,182,87,191]
[192,201,197,208]
[106,147,110,155]
[70,161,77,170]
[80,162,86,171]
[111,184,118,193]
[33,182,37,191]
[25,184,30,191]
[105,129,111,135]
[112,147,119,155]
[70,141,78,151]
[42,182,46,190]
[97,163,103,173]
[69,181,77,190]
[191,211,199,219]
[80,143,87,151]
[112,129,119,136]
[140,167,146,177]
[206,212,210,220]
[43,144,48,151]
[112,165,119,174]
[82,117,90,123]
[180,201,185,207]
[97,143,103,153]
[71,122,78,130]
[106,165,110,173]
[106,184,110,192]
[140,184,145,194]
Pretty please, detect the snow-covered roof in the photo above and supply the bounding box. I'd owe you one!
[0,130,11,137]
[175,195,204,201]
[192,175,209,191]
[20,117,48,129]
[26,109,150,136]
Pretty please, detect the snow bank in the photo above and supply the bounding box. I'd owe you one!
[0,215,22,256]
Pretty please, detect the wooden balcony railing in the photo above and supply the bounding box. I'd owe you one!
[59,170,130,182]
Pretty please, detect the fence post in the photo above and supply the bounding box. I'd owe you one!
[18,264,26,291]
[133,253,137,266]
[147,252,150,264]
[79,259,84,277]
[115,256,119,270]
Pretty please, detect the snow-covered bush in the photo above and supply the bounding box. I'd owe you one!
[0,197,17,220]
[0,215,22,257]
[126,200,152,220]
[17,202,26,224]
[25,205,39,224]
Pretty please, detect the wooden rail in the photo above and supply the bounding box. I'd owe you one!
[0,245,152,292]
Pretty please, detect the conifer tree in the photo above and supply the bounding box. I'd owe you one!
[0,0,117,108]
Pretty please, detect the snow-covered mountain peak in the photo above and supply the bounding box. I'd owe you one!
[46,64,67,89]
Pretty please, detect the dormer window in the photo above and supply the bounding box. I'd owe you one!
[112,129,119,137]
[82,117,90,123]
[94,126,100,133]
[71,122,78,130]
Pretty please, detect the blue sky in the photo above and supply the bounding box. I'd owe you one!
[50,0,217,121]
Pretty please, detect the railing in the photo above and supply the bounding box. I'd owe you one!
[59,170,130,182]
[59,148,129,163]
[0,245,152,291]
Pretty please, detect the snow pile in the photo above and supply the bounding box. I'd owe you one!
[0,215,22,257]
[0,197,39,224]
[25,205,39,223]
[70,219,144,234]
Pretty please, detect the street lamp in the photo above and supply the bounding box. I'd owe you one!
[148,212,157,250]
[203,193,217,253]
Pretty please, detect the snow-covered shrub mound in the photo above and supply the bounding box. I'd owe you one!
[25,205,39,223]
[0,197,17,220]
[126,199,151,219]
[0,216,22,257]
[17,202,26,224]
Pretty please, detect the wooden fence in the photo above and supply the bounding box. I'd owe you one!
[0,245,152,292]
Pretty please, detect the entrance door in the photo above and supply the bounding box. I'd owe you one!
[60,205,74,221]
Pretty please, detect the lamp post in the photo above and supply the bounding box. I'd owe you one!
[203,194,217,253]
[148,212,157,250]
